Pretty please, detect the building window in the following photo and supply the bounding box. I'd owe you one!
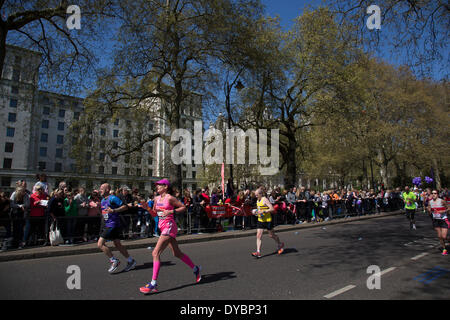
[8,113,16,122]
[148,157,153,165]
[11,86,19,94]
[40,133,48,143]
[14,55,21,65]
[73,112,80,120]
[43,106,50,115]
[100,128,106,136]
[149,122,154,131]
[42,119,49,128]
[113,141,118,149]
[86,152,91,160]
[125,155,130,163]
[56,135,64,144]
[3,158,12,169]
[55,148,63,158]
[9,99,18,108]
[6,127,15,137]
[148,145,153,154]
[12,69,20,81]
[112,156,118,163]
[4,142,14,153]
[1,177,11,187]
[57,122,65,131]
[112,167,118,175]
[58,99,65,106]
[113,130,119,138]
[114,119,119,125]
[100,140,106,148]
[124,168,130,176]
[40,147,47,157]
[192,171,196,179]
[98,166,104,174]
[38,161,46,170]
[137,169,141,176]
[54,163,62,172]
[59,109,65,118]
[148,169,153,177]
[99,153,105,161]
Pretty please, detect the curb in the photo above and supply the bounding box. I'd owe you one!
[0,211,404,262]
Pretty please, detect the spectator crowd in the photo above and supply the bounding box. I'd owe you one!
[0,173,449,252]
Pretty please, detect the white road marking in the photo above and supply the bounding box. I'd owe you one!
[380,267,396,276]
[324,285,356,299]
[411,252,429,261]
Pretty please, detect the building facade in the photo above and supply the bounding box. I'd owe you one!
[0,45,201,194]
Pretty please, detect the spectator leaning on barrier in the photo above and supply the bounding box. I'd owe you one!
[87,190,101,241]
[48,189,66,242]
[74,187,89,242]
[0,191,12,251]
[118,186,134,239]
[10,186,30,249]
[64,192,78,244]
[29,185,47,245]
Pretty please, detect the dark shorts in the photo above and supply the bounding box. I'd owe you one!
[432,219,449,229]
[257,221,274,230]
[100,227,123,240]
[405,209,415,220]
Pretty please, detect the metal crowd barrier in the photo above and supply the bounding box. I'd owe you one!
[0,198,415,249]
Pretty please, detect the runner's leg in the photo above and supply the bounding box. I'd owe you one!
[151,235,171,281]
[168,238,195,268]
[256,228,263,253]
[97,237,113,259]
[113,239,130,259]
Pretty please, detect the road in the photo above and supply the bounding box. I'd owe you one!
[0,211,448,300]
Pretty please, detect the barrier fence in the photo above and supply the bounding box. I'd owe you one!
[0,198,414,250]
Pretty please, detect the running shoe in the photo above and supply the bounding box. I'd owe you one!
[193,265,202,283]
[123,258,137,272]
[277,242,285,255]
[140,283,158,294]
[251,252,262,259]
[442,249,448,256]
[108,259,120,273]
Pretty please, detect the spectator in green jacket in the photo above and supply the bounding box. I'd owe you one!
[64,192,78,244]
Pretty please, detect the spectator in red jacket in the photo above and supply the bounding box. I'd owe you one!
[27,185,48,245]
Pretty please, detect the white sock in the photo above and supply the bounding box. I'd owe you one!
[151,279,157,286]
[127,256,134,263]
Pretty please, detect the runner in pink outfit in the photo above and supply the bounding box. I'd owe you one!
[140,179,201,294]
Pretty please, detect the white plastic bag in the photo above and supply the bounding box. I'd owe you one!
[49,221,64,246]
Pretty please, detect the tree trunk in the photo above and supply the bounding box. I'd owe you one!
[432,158,441,190]
[284,135,297,187]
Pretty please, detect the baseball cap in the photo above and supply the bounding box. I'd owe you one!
[155,179,170,186]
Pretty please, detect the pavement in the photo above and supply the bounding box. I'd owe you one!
[0,209,448,300]
[0,211,404,262]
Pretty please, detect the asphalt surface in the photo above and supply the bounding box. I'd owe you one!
[0,211,448,300]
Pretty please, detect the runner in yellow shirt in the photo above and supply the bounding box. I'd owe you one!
[402,186,417,230]
[251,188,285,258]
